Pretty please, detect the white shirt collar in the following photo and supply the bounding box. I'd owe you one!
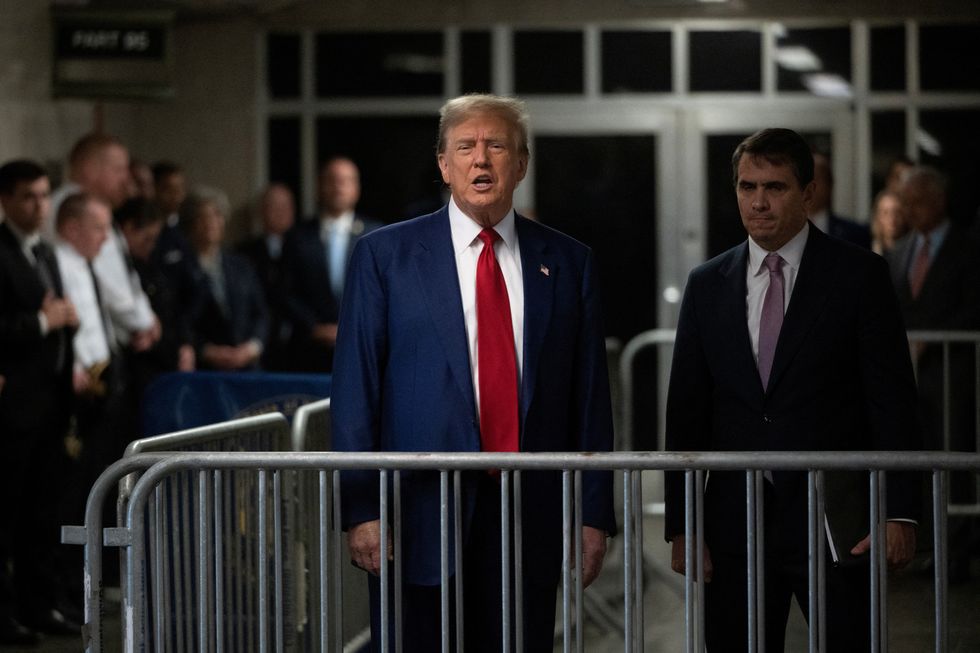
[748,221,809,277]
[448,196,517,256]
[321,211,354,236]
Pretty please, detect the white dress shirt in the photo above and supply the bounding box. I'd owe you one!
[745,222,808,365]
[448,197,525,418]
[321,211,355,297]
[47,182,155,341]
[54,239,112,369]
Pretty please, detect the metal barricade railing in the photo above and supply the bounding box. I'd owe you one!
[618,329,980,508]
[71,449,980,653]
[118,413,293,653]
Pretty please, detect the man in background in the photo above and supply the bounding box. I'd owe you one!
[282,157,381,372]
[887,166,980,582]
[240,183,296,370]
[0,160,80,644]
[808,152,871,248]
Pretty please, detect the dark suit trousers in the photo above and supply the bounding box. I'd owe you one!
[367,475,558,652]
[705,551,871,653]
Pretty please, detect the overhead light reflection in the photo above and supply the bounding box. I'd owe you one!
[802,73,852,98]
[775,46,822,72]
[916,129,942,157]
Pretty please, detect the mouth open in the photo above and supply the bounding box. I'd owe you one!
[472,174,493,190]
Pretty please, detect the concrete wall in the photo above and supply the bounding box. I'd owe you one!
[0,4,259,237]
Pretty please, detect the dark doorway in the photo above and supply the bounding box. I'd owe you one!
[316,116,442,223]
[533,135,657,341]
[533,135,658,450]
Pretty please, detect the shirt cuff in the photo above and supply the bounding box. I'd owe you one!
[37,311,49,336]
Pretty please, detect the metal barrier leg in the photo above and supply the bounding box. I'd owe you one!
[933,470,949,652]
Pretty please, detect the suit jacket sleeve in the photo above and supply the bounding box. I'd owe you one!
[331,236,387,529]
[663,269,714,540]
[575,250,617,535]
[857,254,922,520]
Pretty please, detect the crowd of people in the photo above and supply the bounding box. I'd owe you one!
[0,132,382,646]
[1,109,978,648]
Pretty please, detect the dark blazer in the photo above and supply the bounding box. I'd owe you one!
[664,225,920,559]
[188,249,269,369]
[331,207,615,586]
[0,223,73,431]
[827,213,871,249]
[886,224,980,449]
[240,233,293,370]
[281,216,382,372]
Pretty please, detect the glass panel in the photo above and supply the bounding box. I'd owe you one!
[316,116,441,221]
[534,135,659,449]
[267,117,302,202]
[919,109,980,225]
[513,30,584,95]
[870,111,906,196]
[919,23,980,92]
[534,135,656,340]
[601,30,672,93]
[776,26,851,97]
[870,25,905,92]
[267,33,301,99]
[689,30,762,92]
[315,32,443,97]
[461,30,492,95]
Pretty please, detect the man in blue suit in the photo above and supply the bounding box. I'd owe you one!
[665,129,920,652]
[332,94,615,651]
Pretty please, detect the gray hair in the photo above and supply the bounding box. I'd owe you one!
[180,185,230,230]
[436,94,530,156]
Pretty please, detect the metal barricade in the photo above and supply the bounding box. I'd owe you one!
[120,413,293,653]
[71,449,980,653]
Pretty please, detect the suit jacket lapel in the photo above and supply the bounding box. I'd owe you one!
[516,217,555,429]
[767,227,833,392]
[413,210,477,418]
[0,223,47,304]
[718,243,764,402]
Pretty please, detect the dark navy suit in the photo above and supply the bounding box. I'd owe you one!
[331,207,615,650]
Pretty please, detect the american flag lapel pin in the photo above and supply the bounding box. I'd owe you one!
[539,263,550,277]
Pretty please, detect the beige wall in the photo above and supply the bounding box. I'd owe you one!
[0,4,259,238]
[0,2,114,184]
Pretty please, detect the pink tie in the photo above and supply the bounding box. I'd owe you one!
[908,236,930,299]
[758,253,785,390]
[476,229,519,453]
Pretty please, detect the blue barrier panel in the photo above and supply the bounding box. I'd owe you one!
[142,371,331,435]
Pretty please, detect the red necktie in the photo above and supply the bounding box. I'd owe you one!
[476,228,519,452]
[908,235,930,299]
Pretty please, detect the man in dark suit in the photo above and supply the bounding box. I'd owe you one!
[886,166,980,582]
[809,152,871,248]
[664,129,921,652]
[239,183,296,371]
[281,157,382,372]
[332,94,615,652]
[0,160,80,644]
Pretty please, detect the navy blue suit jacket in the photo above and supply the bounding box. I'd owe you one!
[664,225,920,559]
[331,207,615,586]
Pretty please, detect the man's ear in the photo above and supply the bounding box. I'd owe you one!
[437,153,451,186]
